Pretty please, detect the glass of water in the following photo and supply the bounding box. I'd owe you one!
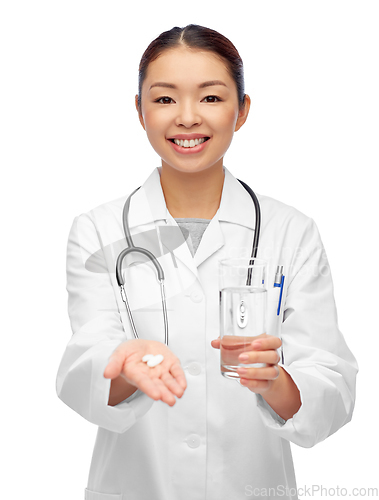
[219,258,267,379]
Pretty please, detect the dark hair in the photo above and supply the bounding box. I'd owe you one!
[137,24,246,110]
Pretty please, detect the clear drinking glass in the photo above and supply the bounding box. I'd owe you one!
[219,258,267,379]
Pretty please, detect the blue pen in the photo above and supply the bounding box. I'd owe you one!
[274,266,285,316]
[274,266,285,363]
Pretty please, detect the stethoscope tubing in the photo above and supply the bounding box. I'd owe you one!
[236,179,261,286]
[116,178,261,346]
[116,186,168,344]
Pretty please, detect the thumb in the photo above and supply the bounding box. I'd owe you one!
[211,337,221,349]
[103,351,124,379]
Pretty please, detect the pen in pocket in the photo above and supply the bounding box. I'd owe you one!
[274,266,285,363]
[274,266,285,316]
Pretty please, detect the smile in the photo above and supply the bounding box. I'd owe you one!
[168,137,211,155]
[170,137,209,148]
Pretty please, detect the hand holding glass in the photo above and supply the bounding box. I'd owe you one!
[219,258,267,379]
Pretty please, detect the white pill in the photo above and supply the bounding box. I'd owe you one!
[147,354,164,367]
[142,354,154,362]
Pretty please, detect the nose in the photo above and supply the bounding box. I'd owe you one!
[175,100,202,128]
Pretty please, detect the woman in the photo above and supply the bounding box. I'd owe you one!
[56,24,358,500]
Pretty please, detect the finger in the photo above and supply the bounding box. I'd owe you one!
[236,365,280,381]
[251,336,282,351]
[132,370,162,401]
[238,349,280,365]
[138,374,176,406]
[211,338,221,349]
[169,363,187,391]
[239,378,271,392]
[161,370,186,398]
[155,379,177,407]
[130,366,178,406]
[103,352,125,379]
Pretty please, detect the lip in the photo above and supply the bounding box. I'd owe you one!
[167,133,210,140]
[168,137,211,155]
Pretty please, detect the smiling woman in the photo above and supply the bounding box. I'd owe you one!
[56,23,358,500]
[136,45,250,201]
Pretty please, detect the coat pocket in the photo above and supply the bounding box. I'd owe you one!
[85,488,123,500]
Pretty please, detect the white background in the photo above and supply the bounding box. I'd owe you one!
[1,1,378,499]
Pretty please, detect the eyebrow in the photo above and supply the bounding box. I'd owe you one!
[149,80,227,91]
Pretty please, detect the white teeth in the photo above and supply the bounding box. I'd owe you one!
[173,137,207,148]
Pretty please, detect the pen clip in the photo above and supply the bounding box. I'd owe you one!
[274,265,283,286]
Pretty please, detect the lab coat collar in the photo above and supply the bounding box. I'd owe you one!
[217,168,256,230]
[127,168,200,277]
[128,166,256,230]
[127,167,256,271]
[127,168,168,229]
[194,167,256,267]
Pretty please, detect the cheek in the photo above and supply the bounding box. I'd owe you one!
[213,107,238,134]
[143,112,165,143]
[143,112,159,132]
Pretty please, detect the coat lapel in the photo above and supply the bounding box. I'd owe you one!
[193,215,225,268]
[194,168,257,267]
[127,168,199,279]
[165,210,200,279]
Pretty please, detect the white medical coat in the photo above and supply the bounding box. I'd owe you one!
[56,167,358,500]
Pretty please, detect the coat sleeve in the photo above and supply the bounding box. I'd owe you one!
[56,214,154,433]
[256,217,358,448]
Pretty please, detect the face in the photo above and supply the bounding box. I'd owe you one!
[136,46,250,175]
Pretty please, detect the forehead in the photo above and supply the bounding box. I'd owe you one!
[143,47,233,90]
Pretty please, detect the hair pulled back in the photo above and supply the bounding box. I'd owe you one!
[137,24,246,110]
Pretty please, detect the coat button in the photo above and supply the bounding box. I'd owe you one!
[187,362,202,376]
[190,290,203,303]
[186,434,201,448]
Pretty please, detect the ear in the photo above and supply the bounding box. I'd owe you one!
[234,94,251,132]
[135,94,146,130]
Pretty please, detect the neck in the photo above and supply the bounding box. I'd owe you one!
[159,162,225,219]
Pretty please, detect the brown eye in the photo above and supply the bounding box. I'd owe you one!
[156,96,174,104]
[203,95,221,103]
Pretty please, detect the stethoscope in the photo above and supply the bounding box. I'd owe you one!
[115,179,261,346]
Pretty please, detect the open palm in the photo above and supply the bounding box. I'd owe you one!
[104,339,187,406]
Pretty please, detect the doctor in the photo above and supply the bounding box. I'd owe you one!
[56,24,358,500]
